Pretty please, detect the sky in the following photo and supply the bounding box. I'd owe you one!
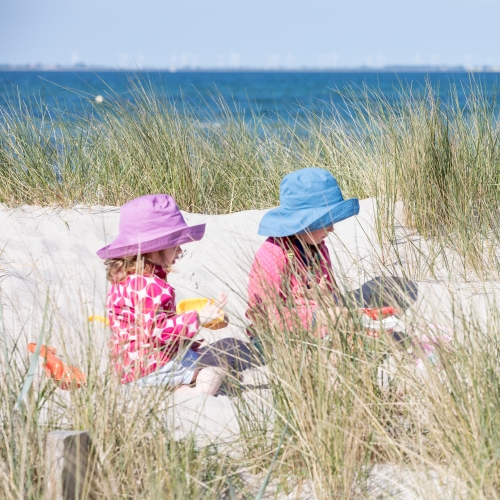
[1,0,499,69]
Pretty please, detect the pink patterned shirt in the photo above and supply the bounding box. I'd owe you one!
[107,265,199,384]
[247,237,337,332]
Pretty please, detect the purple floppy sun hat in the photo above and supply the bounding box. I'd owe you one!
[96,194,206,259]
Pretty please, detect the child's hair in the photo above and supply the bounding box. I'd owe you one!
[105,251,168,283]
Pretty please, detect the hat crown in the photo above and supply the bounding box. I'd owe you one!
[96,194,206,259]
[257,167,359,237]
[119,194,186,241]
[280,168,342,209]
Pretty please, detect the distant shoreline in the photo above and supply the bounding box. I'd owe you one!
[2,64,500,73]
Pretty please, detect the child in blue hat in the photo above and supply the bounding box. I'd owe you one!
[247,167,360,336]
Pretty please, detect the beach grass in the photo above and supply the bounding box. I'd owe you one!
[2,76,500,498]
[1,76,499,275]
[3,272,500,498]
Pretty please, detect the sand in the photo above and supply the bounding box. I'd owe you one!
[1,198,497,498]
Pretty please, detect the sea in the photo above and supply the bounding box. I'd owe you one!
[0,70,499,121]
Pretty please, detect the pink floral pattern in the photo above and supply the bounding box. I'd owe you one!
[107,265,199,384]
[247,237,336,331]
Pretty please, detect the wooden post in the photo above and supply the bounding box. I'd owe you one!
[45,430,90,500]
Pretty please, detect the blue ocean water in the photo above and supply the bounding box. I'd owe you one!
[0,70,498,120]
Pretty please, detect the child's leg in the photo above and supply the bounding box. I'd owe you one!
[345,276,418,309]
[175,367,226,396]
[196,338,256,371]
[194,367,226,395]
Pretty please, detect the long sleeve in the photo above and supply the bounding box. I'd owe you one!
[247,238,315,330]
[108,274,200,345]
[107,271,201,383]
[149,281,200,344]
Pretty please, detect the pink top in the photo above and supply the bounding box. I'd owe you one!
[107,265,199,384]
[247,237,337,331]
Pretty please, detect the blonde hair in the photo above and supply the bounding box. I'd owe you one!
[105,253,155,284]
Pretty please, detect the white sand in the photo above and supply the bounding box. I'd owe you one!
[1,199,497,498]
[2,198,497,339]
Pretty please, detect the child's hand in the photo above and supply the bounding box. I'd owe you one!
[316,307,349,328]
[198,293,228,326]
[326,306,349,320]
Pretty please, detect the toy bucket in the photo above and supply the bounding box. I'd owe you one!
[361,315,399,338]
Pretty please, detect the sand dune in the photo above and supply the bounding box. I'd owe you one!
[1,199,497,498]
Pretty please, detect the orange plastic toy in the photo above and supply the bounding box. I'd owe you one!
[27,343,86,390]
[361,307,399,320]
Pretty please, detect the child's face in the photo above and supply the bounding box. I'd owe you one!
[148,246,182,270]
[299,224,334,245]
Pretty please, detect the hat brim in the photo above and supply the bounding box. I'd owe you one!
[258,198,359,237]
[96,223,206,259]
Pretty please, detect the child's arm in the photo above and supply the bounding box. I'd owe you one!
[154,310,200,344]
[248,242,315,330]
[140,276,201,344]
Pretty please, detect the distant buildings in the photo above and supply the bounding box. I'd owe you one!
[1,64,500,73]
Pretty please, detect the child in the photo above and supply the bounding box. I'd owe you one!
[247,167,360,336]
[97,194,254,395]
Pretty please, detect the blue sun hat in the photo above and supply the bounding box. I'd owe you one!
[258,167,360,237]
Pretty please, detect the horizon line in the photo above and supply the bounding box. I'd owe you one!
[2,63,500,73]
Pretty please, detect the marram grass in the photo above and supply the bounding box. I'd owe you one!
[1,76,500,275]
[4,260,500,498]
[2,77,500,498]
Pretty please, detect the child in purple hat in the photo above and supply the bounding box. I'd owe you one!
[97,194,254,395]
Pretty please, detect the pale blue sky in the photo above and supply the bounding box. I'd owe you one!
[1,0,499,69]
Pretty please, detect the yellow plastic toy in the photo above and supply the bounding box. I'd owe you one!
[88,298,227,330]
[176,297,226,329]
[88,315,110,326]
